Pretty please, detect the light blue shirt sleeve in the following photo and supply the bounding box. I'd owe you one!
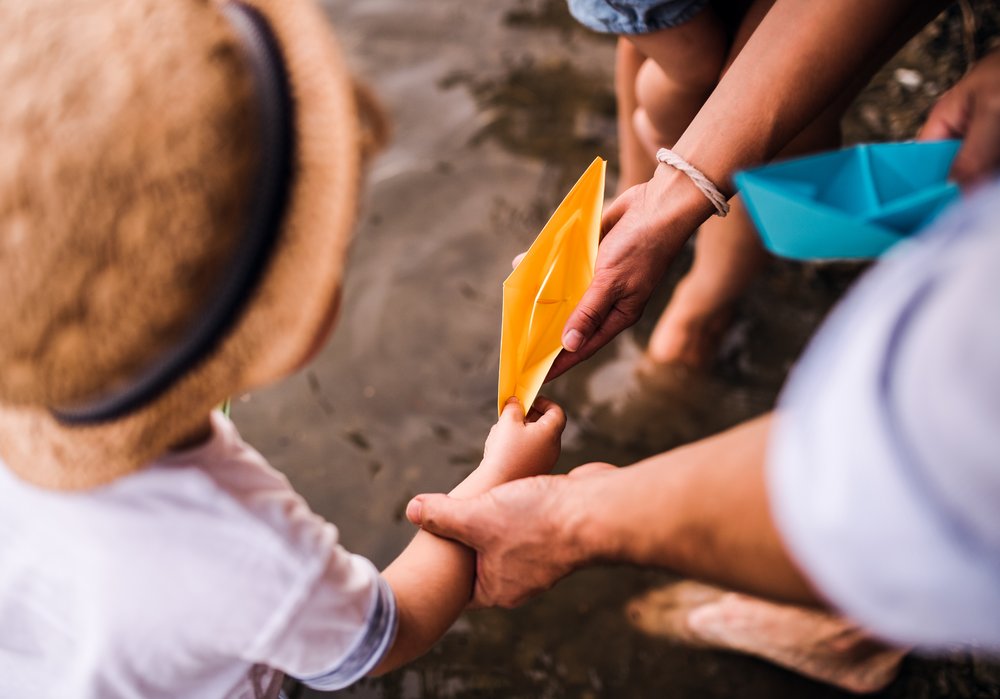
[767,178,1000,650]
[293,575,398,690]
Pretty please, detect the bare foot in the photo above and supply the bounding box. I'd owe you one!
[575,333,770,452]
[626,580,728,645]
[646,278,733,368]
[627,583,906,694]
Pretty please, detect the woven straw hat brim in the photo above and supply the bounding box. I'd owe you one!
[0,0,362,490]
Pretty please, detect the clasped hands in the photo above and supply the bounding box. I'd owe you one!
[406,396,615,609]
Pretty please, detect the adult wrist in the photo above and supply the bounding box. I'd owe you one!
[647,164,719,246]
[555,472,626,568]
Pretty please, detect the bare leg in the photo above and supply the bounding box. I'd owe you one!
[646,198,767,366]
[613,9,728,195]
[628,582,907,694]
[632,1,773,366]
[614,39,655,195]
[629,9,728,156]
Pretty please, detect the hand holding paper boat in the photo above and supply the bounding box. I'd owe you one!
[498,158,606,415]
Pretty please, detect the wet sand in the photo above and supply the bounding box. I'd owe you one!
[230,1,1000,696]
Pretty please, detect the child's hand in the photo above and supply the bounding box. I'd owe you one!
[481,397,566,482]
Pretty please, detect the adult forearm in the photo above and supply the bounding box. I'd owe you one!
[676,0,944,193]
[569,415,820,605]
[558,0,946,374]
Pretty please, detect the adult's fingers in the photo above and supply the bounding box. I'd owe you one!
[572,298,640,357]
[950,96,1000,187]
[547,298,639,380]
[406,494,483,548]
[918,87,967,141]
[559,273,621,355]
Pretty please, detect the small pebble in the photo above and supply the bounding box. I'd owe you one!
[895,68,923,90]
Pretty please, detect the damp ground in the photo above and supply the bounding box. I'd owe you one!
[230,1,1000,697]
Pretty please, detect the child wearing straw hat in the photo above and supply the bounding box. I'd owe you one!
[0,1,566,697]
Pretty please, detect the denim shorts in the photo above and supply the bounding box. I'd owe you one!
[567,0,711,34]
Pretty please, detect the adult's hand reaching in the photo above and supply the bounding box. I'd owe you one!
[920,48,1000,188]
[537,0,944,381]
[551,42,1000,384]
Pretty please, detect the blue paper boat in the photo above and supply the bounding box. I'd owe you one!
[734,140,961,260]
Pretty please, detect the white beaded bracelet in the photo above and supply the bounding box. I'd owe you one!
[656,148,730,217]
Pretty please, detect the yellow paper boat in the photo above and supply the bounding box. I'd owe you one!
[498,157,606,415]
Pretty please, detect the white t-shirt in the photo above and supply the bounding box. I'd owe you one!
[0,411,397,698]
[768,178,1000,649]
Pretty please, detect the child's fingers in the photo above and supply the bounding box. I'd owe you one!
[511,252,527,269]
[525,395,556,422]
[525,401,546,423]
[528,396,566,432]
[499,396,526,424]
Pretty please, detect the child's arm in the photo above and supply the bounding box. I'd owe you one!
[370,396,565,675]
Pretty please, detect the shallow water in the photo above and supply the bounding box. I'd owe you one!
[232,1,999,696]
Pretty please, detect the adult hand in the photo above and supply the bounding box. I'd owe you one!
[920,48,1000,188]
[405,463,616,608]
[546,168,715,381]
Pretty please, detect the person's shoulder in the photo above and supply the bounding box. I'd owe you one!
[128,412,340,568]
[87,414,343,654]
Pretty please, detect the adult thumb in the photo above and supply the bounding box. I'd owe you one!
[561,276,617,353]
[406,494,479,547]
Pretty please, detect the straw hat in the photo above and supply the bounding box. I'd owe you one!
[0,0,381,489]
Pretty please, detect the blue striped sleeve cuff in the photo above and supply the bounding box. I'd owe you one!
[293,575,398,691]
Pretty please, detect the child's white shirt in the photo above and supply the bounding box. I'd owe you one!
[0,411,397,698]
